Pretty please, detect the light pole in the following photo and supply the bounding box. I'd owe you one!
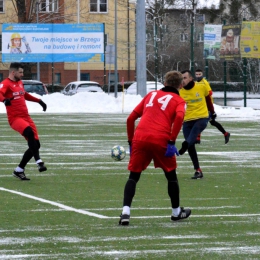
[153,17,158,90]
[36,1,40,81]
[147,10,160,90]
[136,0,146,97]
[77,0,80,81]
[190,0,197,76]
[114,0,118,98]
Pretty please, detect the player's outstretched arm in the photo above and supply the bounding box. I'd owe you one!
[24,92,47,111]
[39,100,47,112]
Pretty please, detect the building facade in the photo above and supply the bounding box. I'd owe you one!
[0,0,136,88]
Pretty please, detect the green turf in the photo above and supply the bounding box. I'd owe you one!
[0,113,260,259]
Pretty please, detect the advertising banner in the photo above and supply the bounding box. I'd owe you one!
[203,24,222,60]
[220,24,241,61]
[240,21,260,58]
[2,23,104,63]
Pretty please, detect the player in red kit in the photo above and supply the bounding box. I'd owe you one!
[119,71,191,226]
[0,62,47,181]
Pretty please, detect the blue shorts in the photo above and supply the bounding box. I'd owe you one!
[182,118,209,145]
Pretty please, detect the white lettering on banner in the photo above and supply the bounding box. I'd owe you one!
[2,23,105,62]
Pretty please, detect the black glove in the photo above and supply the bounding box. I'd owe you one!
[178,141,189,155]
[128,140,132,156]
[3,99,11,106]
[211,112,217,120]
[39,100,47,112]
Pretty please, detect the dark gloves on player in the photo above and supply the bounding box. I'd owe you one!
[165,141,179,157]
[178,141,189,155]
[128,140,132,156]
[211,112,217,120]
[3,99,12,106]
[39,100,47,112]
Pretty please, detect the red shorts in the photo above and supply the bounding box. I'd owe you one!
[128,140,177,173]
[10,117,39,140]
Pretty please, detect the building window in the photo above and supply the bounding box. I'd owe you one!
[40,0,58,13]
[81,73,90,81]
[0,34,2,52]
[90,0,107,13]
[0,1,3,12]
[0,73,3,82]
[197,33,204,42]
[180,33,188,42]
[55,73,61,84]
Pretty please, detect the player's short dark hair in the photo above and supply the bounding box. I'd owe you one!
[9,62,23,71]
[164,71,183,88]
[195,69,203,73]
[181,70,193,77]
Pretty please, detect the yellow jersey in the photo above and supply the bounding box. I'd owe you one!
[196,78,213,102]
[180,82,210,122]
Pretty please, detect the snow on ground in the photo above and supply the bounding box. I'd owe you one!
[0,91,259,119]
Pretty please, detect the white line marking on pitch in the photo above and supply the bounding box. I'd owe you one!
[2,187,259,220]
[108,214,260,219]
[0,187,108,219]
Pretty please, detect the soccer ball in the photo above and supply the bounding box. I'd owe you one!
[111,145,126,161]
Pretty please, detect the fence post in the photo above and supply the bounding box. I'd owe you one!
[243,58,247,107]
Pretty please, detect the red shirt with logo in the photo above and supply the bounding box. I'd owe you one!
[0,78,40,124]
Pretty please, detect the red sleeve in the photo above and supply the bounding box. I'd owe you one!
[206,95,214,114]
[24,92,41,102]
[0,80,9,101]
[127,111,140,142]
[0,92,5,102]
[170,110,185,142]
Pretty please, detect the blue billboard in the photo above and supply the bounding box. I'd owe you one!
[2,23,104,63]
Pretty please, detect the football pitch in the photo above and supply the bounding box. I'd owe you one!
[0,113,260,259]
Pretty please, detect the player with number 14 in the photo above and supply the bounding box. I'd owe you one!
[119,70,191,226]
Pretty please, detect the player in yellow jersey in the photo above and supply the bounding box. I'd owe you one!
[179,70,216,179]
[195,69,230,144]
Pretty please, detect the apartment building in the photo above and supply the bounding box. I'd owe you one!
[0,0,136,87]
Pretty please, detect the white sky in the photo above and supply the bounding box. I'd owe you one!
[0,91,259,120]
[197,0,220,8]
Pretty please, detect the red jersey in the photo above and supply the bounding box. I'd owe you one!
[127,89,186,145]
[0,78,40,123]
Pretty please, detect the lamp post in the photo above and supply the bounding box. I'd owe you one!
[77,0,80,81]
[136,0,146,97]
[146,10,160,90]
[153,17,158,90]
[114,0,118,98]
[190,0,197,76]
[36,1,40,81]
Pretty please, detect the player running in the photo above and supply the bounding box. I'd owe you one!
[195,69,230,144]
[179,70,216,179]
[0,62,47,181]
